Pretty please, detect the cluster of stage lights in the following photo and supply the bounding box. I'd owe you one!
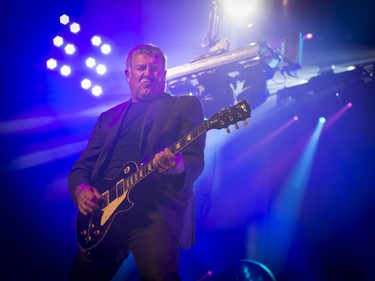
[46,14,112,96]
[291,101,353,125]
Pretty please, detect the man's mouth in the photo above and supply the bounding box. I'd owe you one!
[141,81,152,88]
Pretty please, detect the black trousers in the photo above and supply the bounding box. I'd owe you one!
[69,211,181,281]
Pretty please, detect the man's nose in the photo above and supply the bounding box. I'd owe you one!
[143,65,153,77]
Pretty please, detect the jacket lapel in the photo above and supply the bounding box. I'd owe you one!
[92,100,132,182]
[139,93,175,162]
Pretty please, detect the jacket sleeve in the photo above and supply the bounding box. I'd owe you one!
[67,113,104,205]
[163,95,206,198]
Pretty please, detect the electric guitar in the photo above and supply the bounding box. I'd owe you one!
[76,99,251,254]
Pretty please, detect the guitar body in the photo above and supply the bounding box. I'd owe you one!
[76,161,138,253]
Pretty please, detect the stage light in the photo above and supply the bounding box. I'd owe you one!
[319,117,326,124]
[215,260,276,281]
[293,116,299,121]
[81,79,91,89]
[222,0,257,20]
[96,64,107,75]
[64,43,76,55]
[69,22,81,34]
[347,65,356,71]
[47,15,117,97]
[53,36,64,47]
[101,44,111,54]
[91,35,102,46]
[92,85,102,96]
[85,57,96,68]
[323,100,354,130]
[60,65,71,77]
[197,270,213,281]
[333,64,356,74]
[304,33,313,40]
[46,58,57,70]
[60,14,70,25]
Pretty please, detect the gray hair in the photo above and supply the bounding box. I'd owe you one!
[125,43,167,69]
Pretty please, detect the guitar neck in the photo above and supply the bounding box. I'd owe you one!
[137,120,208,181]
[170,120,208,154]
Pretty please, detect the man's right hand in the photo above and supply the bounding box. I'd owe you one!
[75,183,102,216]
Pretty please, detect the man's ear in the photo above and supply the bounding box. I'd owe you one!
[125,69,130,83]
[163,69,167,81]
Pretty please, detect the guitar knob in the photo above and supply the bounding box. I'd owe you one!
[226,127,230,134]
[85,236,92,243]
[93,229,101,236]
[80,230,87,236]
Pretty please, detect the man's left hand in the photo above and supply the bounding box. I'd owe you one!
[153,148,185,175]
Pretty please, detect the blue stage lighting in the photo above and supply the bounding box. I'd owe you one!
[319,117,326,124]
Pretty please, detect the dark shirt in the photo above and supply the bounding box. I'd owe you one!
[101,101,156,223]
[103,101,149,179]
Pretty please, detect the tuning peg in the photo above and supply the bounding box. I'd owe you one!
[226,127,231,134]
[244,120,248,126]
[234,123,239,129]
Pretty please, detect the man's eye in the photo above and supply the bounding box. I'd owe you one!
[133,65,161,72]
[150,66,160,71]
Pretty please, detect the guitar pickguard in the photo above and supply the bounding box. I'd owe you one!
[76,162,137,252]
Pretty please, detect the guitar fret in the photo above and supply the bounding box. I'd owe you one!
[102,191,109,208]
[197,123,206,135]
[116,179,124,197]
[175,142,181,151]
[170,122,207,154]
[108,188,117,202]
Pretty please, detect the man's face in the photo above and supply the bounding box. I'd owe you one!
[125,53,167,103]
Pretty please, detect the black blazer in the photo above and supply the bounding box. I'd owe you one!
[68,93,206,249]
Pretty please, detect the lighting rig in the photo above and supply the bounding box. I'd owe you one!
[166,0,302,118]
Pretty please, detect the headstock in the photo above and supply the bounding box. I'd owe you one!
[207,100,251,132]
